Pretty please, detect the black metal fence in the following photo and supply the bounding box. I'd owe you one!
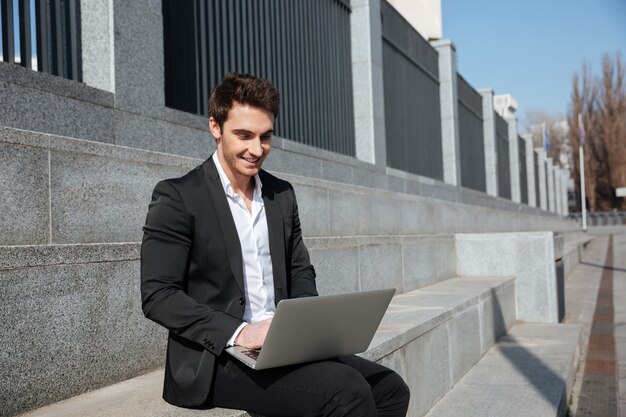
[518,136,527,204]
[381,0,443,180]
[162,0,355,156]
[457,74,485,192]
[495,113,510,199]
[545,160,550,209]
[534,150,540,205]
[569,211,626,226]
[0,0,81,80]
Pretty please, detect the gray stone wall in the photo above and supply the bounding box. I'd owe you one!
[0,244,165,417]
[0,127,574,248]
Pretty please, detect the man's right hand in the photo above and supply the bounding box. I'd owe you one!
[234,318,272,349]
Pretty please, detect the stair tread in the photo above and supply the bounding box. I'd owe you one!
[19,275,514,417]
[425,322,582,417]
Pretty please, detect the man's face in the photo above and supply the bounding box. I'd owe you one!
[209,102,274,183]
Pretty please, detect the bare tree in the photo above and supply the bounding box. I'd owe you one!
[568,52,626,212]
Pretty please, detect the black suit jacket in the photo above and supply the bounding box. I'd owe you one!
[140,156,318,407]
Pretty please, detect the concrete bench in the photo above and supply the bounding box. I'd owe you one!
[20,275,516,417]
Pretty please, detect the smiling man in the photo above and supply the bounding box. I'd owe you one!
[140,72,410,416]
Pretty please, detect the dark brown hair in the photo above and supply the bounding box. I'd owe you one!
[208,72,280,129]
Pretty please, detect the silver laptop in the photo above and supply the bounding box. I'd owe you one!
[225,288,396,370]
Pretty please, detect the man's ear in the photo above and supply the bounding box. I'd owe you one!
[209,117,222,140]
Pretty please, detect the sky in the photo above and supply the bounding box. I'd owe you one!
[442,0,626,130]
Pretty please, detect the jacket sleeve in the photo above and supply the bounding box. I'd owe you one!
[140,180,242,355]
[287,185,318,299]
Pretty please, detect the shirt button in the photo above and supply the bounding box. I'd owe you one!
[239,297,245,305]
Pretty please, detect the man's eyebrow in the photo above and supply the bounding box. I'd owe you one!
[232,129,274,135]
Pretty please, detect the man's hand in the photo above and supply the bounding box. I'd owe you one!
[234,318,272,349]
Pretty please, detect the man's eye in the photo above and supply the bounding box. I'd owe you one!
[261,135,272,141]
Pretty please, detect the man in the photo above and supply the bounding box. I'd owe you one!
[141,72,410,416]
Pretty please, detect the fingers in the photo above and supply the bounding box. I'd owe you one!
[234,318,273,349]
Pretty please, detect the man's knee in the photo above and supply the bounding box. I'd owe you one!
[376,371,410,416]
[324,367,377,416]
[390,372,410,406]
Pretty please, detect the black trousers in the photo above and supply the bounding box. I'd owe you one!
[208,354,410,417]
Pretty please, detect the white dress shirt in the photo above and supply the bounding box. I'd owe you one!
[212,153,276,345]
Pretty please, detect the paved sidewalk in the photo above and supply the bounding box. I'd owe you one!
[614,232,626,417]
[564,228,626,416]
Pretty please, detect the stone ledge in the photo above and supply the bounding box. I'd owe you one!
[424,322,583,417]
[18,370,250,417]
[363,276,515,363]
[0,125,202,168]
[0,243,140,271]
[0,61,114,107]
[0,125,576,240]
[18,275,515,417]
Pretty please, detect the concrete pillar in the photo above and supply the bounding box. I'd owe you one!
[506,116,520,203]
[546,158,555,213]
[560,169,566,215]
[535,148,548,210]
[432,40,461,186]
[478,88,498,197]
[562,169,570,216]
[351,0,387,170]
[113,0,165,117]
[81,0,115,92]
[522,134,536,207]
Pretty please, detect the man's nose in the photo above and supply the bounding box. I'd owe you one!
[249,138,263,156]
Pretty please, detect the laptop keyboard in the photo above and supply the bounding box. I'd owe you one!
[242,349,260,360]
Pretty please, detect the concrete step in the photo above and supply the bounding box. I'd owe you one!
[0,125,576,247]
[17,275,516,417]
[17,370,250,417]
[424,322,582,417]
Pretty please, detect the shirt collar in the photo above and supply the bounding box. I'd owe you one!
[212,152,263,200]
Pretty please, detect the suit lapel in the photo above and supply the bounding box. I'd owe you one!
[202,157,245,295]
[260,171,287,298]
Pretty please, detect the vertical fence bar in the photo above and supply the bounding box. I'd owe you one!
[18,0,31,68]
[518,136,527,204]
[192,0,200,113]
[68,0,79,80]
[544,159,552,211]
[240,0,248,73]
[214,0,223,84]
[34,0,47,71]
[233,0,240,71]
[292,0,301,142]
[206,0,215,91]
[343,1,353,155]
[289,0,300,142]
[322,0,331,151]
[198,0,207,114]
[328,0,337,151]
[302,0,312,147]
[1,0,16,63]
[227,0,234,70]
[534,151,540,206]
[51,0,63,76]
[496,113,511,199]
